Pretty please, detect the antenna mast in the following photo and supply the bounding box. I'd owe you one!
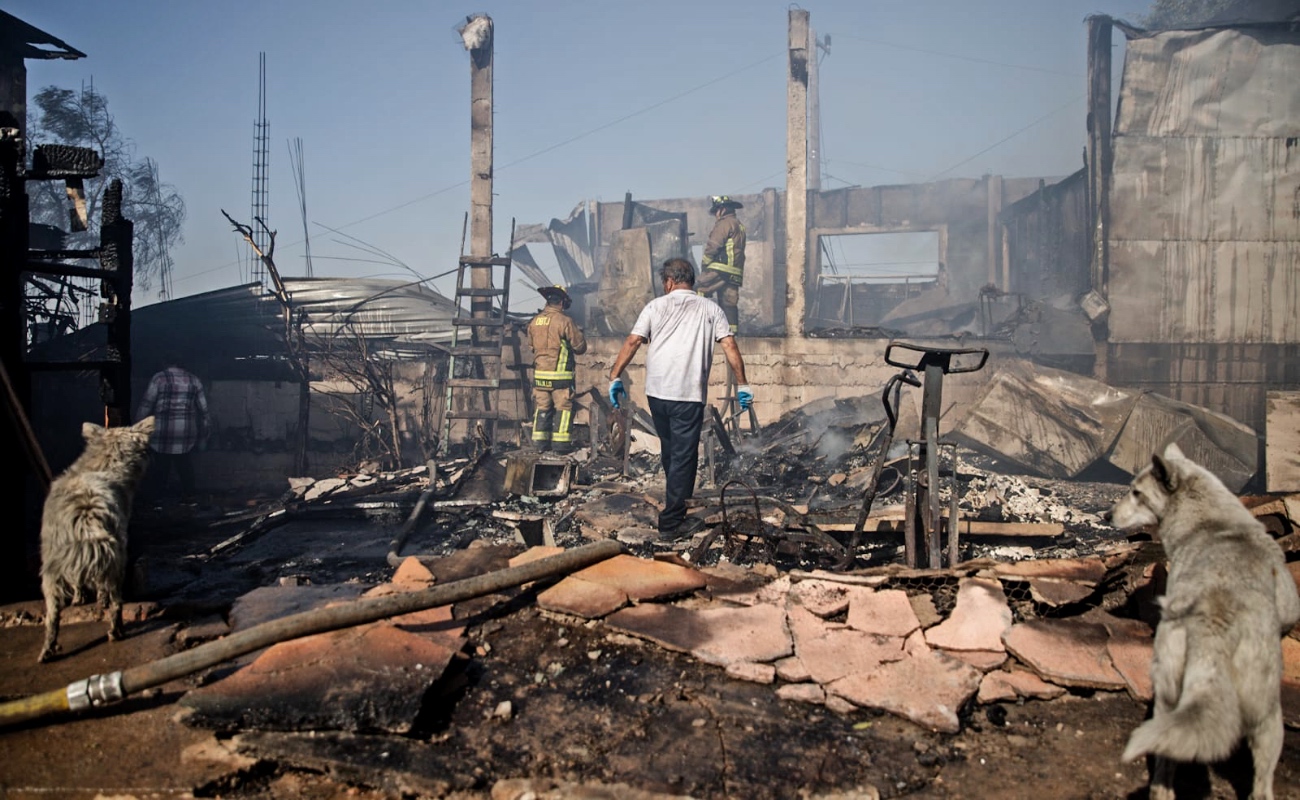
[250,52,270,285]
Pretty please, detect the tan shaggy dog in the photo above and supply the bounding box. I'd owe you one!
[38,417,155,663]
[1108,443,1300,800]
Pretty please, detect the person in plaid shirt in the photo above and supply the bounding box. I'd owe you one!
[136,355,210,502]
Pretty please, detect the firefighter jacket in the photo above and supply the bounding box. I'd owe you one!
[702,211,746,286]
[528,303,587,389]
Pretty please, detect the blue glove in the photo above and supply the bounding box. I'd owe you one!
[737,385,753,410]
[609,378,626,409]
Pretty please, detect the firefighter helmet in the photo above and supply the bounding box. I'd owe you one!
[538,284,572,309]
[709,195,743,212]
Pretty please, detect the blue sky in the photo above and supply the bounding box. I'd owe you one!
[11,1,1146,308]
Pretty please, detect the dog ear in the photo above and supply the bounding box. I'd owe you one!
[133,416,157,436]
[1161,442,1186,462]
[1151,453,1179,492]
[81,422,103,440]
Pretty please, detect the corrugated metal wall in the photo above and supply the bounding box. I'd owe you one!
[1108,26,1300,345]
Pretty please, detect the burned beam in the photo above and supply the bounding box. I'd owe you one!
[27,143,102,179]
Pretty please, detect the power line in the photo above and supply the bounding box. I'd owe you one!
[175,52,782,288]
[926,94,1084,181]
[834,32,1082,78]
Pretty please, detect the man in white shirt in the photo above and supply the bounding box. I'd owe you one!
[608,258,753,537]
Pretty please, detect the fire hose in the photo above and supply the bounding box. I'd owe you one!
[0,538,623,728]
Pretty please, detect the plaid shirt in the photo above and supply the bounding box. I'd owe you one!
[136,367,210,455]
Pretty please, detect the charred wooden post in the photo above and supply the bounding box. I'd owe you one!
[0,110,29,600]
[1085,15,1113,381]
[97,180,132,427]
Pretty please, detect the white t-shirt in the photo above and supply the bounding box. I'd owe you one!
[631,289,733,403]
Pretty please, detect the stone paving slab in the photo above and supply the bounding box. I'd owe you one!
[574,493,661,532]
[569,554,707,601]
[537,578,629,619]
[1026,577,1096,607]
[978,668,1067,703]
[828,647,983,734]
[846,588,920,637]
[943,649,1007,672]
[392,556,435,587]
[228,584,367,633]
[604,602,791,667]
[1003,618,1127,689]
[789,579,853,618]
[985,557,1108,584]
[788,605,905,685]
[776,682,826,705]
[726,661,776,684]
[1084,609,1153,701]
[1285,636,1300,687]
[924,577,1011,652]
[180,622,460,733]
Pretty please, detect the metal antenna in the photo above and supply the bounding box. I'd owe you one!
[250,52,270,285]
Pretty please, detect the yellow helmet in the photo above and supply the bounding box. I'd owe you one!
[710,195,743,212]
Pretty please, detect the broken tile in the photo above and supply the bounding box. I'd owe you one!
[1026,578,1095,607]
[508,546,566,569]
[774,655,811,683]
[978,669,1066,704]
[909,593,941,628]
[1284,636,1300,688]
[228,584,367,633]
[425,544,516,585]
[726,661,776,684]
[1083,609,1154,701]
[776,683,826,705]
[723,575,792,607]
[180,622,460,733]
[537,578,629,619]
[605,602,792,667]
[924,578,1011,652]
[788,605,904,685]
[574,493,661,532]
[569,554,707,601]
[392,557,434,588]
[1003,619,1126,690]
[988,557,1107,585]
[846,588,920,638]
[828,648,983,734]
[788,579,853,618]
[943,649,1007,672]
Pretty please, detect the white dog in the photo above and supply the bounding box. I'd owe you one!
[1108,444,1299,800]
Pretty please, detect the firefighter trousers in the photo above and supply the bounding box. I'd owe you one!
[531,385,575,452]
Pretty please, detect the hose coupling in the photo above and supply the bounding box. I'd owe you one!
[66,671,125,711]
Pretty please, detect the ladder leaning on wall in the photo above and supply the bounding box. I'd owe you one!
[440,223,516,455]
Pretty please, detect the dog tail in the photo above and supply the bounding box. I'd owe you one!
[1121,688,1241,764]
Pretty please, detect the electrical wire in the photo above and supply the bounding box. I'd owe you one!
[174,52,782,289]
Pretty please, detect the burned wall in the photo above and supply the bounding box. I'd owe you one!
[1103,23,1300,436]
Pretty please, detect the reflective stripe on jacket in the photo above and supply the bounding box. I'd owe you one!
[702,212,746,284]
[528,304,587,388]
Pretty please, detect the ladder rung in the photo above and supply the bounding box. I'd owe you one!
[452,317,505,327]
[460,256,512,267]
[444,409,507,420]
[447,345,502,357]
[456,287,506,297]
[448,378,500,389]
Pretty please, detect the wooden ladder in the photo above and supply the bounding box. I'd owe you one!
[441,247,515,454]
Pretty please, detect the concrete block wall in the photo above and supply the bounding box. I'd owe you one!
[572,336,1012,437]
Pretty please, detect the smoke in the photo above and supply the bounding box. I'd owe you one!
[813,427,852,462]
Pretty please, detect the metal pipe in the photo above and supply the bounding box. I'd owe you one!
[0,539,623,728]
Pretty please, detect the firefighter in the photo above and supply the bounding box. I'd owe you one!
[527,285,587,453]
[695,195,746,333]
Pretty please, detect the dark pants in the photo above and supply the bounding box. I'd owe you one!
[648,396,704,533]
[148,451,196,501]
